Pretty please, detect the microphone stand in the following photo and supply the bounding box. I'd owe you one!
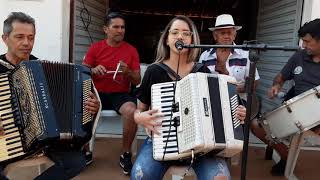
[182,43,299,180]
[184,43,299,51]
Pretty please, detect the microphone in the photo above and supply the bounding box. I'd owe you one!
[175,40,184,51]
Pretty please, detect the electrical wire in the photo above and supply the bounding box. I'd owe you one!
[162,51,181,161]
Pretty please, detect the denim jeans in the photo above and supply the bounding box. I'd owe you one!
[131,137,231,180]
[34,150,86,180]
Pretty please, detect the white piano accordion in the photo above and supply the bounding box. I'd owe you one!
[151,73,243,161]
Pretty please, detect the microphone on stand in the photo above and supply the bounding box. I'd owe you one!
[175,40,184,51]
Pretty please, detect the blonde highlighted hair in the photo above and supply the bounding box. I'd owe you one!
[154,15,200,63]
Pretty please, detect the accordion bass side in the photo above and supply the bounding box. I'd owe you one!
[152,73,243,161]
[0,61,94,164]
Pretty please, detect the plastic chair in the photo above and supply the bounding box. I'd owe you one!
[285,130,320,180]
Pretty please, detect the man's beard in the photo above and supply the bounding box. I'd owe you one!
[113,35,124,43]
[305,49,313,56]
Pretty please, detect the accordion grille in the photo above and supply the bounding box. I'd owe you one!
[179,77,197,146]
[12,66,45,148]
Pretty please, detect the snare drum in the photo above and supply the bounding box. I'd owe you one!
[261,85,320,139]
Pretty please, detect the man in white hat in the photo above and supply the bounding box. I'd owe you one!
[199,14,260,97]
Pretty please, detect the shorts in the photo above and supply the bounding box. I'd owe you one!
[98,92,137,114]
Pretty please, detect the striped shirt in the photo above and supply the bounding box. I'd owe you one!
[199,47,260,99]
[199,47,260,83]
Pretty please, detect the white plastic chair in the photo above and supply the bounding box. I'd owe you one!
[285,130,320,180]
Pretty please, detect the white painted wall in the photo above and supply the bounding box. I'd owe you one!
[302,0,320,25]
[297,0,320,46]
[0,0,70,62]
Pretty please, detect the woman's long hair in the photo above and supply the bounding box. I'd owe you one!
[154,15,200,63]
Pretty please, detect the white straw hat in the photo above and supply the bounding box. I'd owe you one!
[208,14,242,31]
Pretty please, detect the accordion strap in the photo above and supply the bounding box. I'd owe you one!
[156,63,181,80]
[156,62,204,80]
[92,82,102,135]
[191,62,205,73]
[0,59,15,70]
[88,83,102,151]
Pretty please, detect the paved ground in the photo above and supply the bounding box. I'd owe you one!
[5,138,320,180]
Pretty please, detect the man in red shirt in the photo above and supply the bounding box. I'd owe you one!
[83,12,141,175]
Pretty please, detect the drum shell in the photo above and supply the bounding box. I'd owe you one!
[262,86,320,139]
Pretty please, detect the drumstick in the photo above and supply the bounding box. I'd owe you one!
[107,70,123,74]
[113,62,121,80]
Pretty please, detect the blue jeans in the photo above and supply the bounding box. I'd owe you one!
[34,150,86,180]
[131,137,230,180]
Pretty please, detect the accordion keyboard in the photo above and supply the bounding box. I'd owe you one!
[0,74,25,162]
[151,82,191,161]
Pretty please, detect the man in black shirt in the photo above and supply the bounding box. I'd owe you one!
[269,20,320,98]
[0,12,100,180]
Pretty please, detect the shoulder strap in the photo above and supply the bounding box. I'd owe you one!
[191,62,204,73]
[0,59,15,70]
[155,63,181,80]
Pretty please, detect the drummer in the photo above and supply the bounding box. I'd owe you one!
[252,18,320,176]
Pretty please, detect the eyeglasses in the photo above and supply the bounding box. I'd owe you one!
[168,30,193,38]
